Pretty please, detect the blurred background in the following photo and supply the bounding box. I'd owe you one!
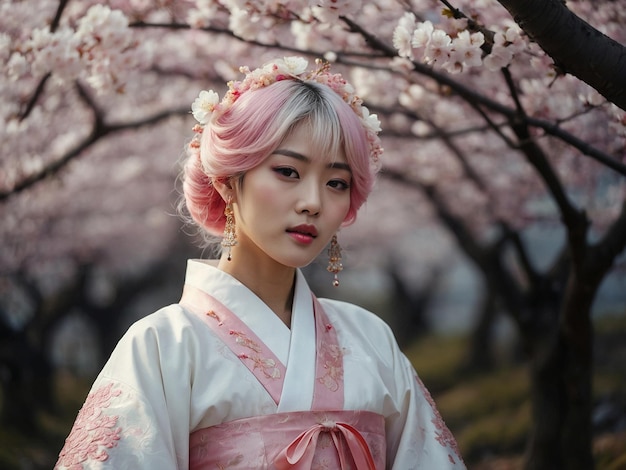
[1,1,626,469]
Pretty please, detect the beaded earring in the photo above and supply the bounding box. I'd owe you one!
[327,234,343,287]
[221,197,237,261]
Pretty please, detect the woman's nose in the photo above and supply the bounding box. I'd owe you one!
[296,183,321,215]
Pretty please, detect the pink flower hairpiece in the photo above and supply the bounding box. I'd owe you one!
[189,56,383,169]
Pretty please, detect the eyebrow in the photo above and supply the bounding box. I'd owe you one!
[272,149,352,173]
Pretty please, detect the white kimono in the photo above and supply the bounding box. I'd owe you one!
[55,259,465,469]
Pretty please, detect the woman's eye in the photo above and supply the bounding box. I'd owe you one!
[274,167,299,178]
[328,179,350,190]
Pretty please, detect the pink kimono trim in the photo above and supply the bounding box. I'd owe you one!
[55,382,122,469]
[180,284,287,404]
[311,296,344,410]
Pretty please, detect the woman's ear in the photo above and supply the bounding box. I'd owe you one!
[212,176,236,203]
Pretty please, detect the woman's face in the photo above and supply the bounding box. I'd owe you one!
[231,124,352,270]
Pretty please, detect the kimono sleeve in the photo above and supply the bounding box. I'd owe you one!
[55,307,194,470]
[386,353,466,469]
[54,378,177,470]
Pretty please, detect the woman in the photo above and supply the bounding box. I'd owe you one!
[56,57,465,469]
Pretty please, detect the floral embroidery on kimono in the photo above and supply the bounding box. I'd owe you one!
[55,382,122,469]
[230,329,282,379]
[316,339,344,392]
[415,373,464,465]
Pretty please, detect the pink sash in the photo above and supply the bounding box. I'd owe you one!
[188,410,385,469]
[179,285,385,469]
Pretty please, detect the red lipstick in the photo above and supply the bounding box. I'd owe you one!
[287,224,318,244]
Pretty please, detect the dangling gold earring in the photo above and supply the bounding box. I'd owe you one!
[327,234,343,287]
[221,197,237,261]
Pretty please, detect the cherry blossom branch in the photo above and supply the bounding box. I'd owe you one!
[18,0,70,122]
[382,144,624,345]
[466,86,626,177]
[439,0,495,45]
[510,119,590,272]
[501,222,541,285]
[441,2,626,175]
[130,18,626,176]
[378,113,558,293]
[129,21,310,56]
[502,68,526,116]
[1,82,189,202]
[527,116,625,171]
[382,168,484,260]
[381,109,544,291]
[382,167,529,323]
[395,107,490,192]
[51,0,69,30]
[337,18,626,177]
[19,72,51,122]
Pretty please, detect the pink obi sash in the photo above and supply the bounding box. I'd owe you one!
[180,284,386,469]
[189,410,386,469]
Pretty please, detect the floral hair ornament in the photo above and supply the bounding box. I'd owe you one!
[189,56,383,170]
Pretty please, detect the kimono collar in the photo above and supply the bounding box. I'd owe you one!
[183,259,314,366]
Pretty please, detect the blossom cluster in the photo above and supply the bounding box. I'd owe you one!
[6,4,152,93]
[187,0,362,40]
[393,12,525,73]
[191,56,383,169]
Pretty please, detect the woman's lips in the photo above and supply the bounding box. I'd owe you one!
[287,224,318,244]
[288,232,315,244]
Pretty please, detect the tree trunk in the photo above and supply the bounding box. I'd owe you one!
[525,333,566,469]
[524,271,596,470]
[559,271,596,470]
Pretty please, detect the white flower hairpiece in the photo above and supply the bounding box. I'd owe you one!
[191,90,219,125]
[189,56,383,169]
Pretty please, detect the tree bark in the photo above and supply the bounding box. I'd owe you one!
[525,330,565,469]
[523,272,595,470]
[560,271,595,470]
[496,0,626,112]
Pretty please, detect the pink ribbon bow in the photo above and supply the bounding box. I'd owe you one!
[274,420,376,470]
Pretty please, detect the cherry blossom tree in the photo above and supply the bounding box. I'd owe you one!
[1,0,625,468]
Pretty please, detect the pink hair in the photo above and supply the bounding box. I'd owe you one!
[181,78,378,240]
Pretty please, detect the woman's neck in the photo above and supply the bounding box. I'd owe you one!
[217,254,296,328]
